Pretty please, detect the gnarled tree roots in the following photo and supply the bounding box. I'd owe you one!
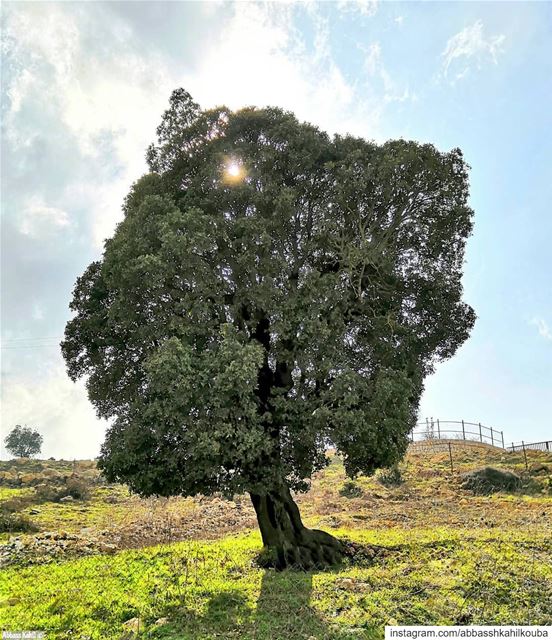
[250,484,344,570]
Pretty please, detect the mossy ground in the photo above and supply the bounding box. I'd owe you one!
[0,446,551,639]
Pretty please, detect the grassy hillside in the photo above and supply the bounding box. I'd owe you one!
[0,446,551,639]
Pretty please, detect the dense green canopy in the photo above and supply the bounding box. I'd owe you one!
[5,425,43,458]
[63,89,475,503]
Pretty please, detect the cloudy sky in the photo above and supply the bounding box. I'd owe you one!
[1,1,551,459]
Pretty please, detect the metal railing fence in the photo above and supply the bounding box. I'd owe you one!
[410,418,505,449]
[507,440,552,453]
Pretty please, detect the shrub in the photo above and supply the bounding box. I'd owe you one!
[64,478,90,500]
[1,496,34,513]
[376,464,403,487]
[339,481,363,498]
[34,477,90,503]
[0,508,38,533]
[529,463,550,476]
[34,483,62,503]
[19,472,45,486]
[0,471,19,487]
[460,467,521,495]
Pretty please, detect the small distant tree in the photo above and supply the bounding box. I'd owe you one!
[4,425,43,458]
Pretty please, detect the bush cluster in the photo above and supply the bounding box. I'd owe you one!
[376,465,403,487]
[339,481,363,498]
[0,508,38,534]
[460,467,521,495]
[34,477,90,502]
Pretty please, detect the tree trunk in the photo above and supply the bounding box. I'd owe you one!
[249,481,343,570]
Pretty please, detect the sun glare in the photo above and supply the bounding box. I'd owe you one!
[224,159,245,182]
[227,162,241,177]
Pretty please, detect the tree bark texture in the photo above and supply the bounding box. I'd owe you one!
[250,482,343,570]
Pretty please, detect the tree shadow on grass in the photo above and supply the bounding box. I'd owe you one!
[146,541,395,639]
[148,589,251,639]
[153,567,375,640]
[254,569,371,640]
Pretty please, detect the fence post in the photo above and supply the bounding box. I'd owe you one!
[547,442,550,452]
[462,420,465,440]
[437,419,441,439]
[479,423,482,442]
[501,431,504,449]
[448,442,454,474]
[522,441,528,470]
[491,428,494,447]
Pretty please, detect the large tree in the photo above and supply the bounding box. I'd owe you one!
[62,89,475,569]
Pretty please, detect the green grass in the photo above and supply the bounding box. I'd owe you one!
[16,489,132,532]
[1,527,550,640]
[1,448,551,638]
[0,487,34,502]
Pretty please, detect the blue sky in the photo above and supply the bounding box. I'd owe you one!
[1,1,551,459]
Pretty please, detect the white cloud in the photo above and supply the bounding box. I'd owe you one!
[361,42,416,104]
[1,364,108,460]
[63,179,131,250]
[441,20,505,81]
[3,3,173,245]
[6,68,35,114]
[184,3,369,139]
[20,196,71,236]
[530,317,552,342]
[337,0,378,18]
[3,3,385,249]
[364,42,383,77]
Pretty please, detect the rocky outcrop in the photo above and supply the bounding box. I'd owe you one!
[0,530,118,567]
